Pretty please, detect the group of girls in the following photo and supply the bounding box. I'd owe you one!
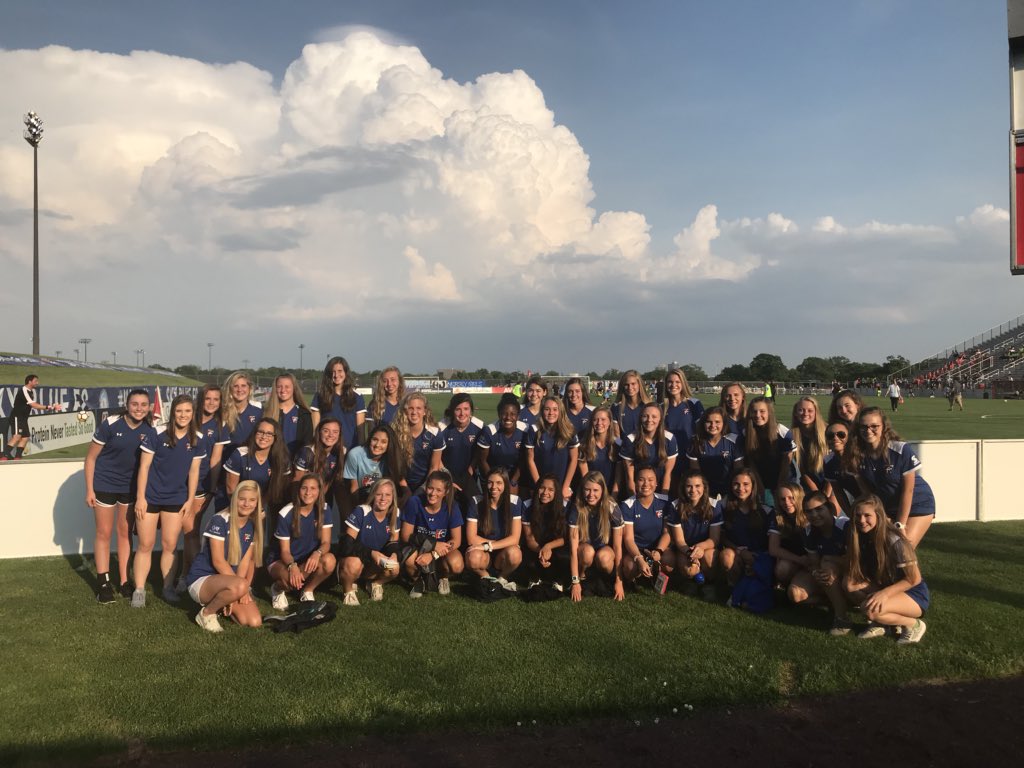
[84,363,932,642]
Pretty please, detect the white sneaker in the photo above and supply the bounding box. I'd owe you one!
[409,583,424,599]
[343,589,360,607]
[370,583,384,602]
[496,576,517,593]
[438,577,451,596]
[270,584,289,611]
[300,591,315,602]
[857,622,887,639]
[130,589,146,609]
[162,585,181,603]
[897,619,927,645]
[194,609,223,633]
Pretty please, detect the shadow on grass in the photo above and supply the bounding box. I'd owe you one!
[922,523,1024,567]
[926,574,1024,611]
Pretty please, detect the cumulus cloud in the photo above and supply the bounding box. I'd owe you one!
[0,34,1018,374]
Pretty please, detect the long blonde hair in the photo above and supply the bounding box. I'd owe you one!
[369,366,406,424]
[221,371,255,435]
[581,405,619,462]
[575,471,617,545]
[263,373,309,423]
[791,396,826,477]
[845,494,915,586]
[392,391,438,466]
[366,477,401,533]
[227,480,264,567]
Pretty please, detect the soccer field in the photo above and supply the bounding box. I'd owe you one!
[2,520,1022,763]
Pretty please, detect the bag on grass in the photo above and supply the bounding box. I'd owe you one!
[520,580,565,602]
[730,552,775,614]
[263,600,338,634]
[476,577,513,603]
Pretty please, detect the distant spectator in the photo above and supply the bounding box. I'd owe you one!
[2,374,60,460]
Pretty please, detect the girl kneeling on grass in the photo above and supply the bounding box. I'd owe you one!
[339,478,402,605]
[768,482,811,591]
[400,470,464,597]
[568,471,624,602]
[715,468,773,590]
[266,475,336,611]
[667,472,720,590]
[787,490,853,636]
[521,475,569,576]
[466,468,523,591]
[620,466,673,586]
[187,480,264,633]
[843,494,929,644]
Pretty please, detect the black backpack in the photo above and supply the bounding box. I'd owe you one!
[520,580,565,602]
[477,578,513,603]
[263,600,338,634]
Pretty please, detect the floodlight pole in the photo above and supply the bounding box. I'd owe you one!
[299,343,305,371]
[79,338,92,362]
[207,342,214,372]
[23,112,43,355]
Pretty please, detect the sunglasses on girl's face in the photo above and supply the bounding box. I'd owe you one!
[826,430,847,439]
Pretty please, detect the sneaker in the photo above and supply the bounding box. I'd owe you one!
[162,585,181,603]
[857,622,887,639]
[370,583,384,602]
[829,616,854,636]
[343,589,360,607]
[119,582,134,599]
[96,582,115,604]
[194,609,223,633]
[409,583,424,599]
[897,619,927,645]
[300,591,315,602]
[438,577,451,596]
[130,589,146,609]
[496,576,517,593]
[270,584,289,611]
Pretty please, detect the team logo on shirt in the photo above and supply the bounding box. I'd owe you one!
[248,415,257,423]
[419,439,431,451]
[514,441,522,449]
[656,510,663,519]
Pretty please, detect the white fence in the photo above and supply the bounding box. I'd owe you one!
[1,440,1021,560]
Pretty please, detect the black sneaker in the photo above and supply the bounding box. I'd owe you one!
[119,582,133,599]
[97,582,116,604]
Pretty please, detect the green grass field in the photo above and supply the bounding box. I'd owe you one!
[2,521,1022,763]
[0,361,201,388]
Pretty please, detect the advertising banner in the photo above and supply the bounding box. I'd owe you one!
[24,410,97,455]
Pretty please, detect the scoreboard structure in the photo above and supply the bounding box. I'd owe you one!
[1010,0,1024,273]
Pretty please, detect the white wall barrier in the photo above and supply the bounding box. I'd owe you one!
[1,439,1022,560]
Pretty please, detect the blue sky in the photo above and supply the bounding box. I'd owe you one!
[0,1,1018,375]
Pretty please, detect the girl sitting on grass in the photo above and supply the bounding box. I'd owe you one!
[843,494,929,644]
[787,490,853,636]
[521,475,569,576]
[465,468,523,591]
[266,474,336,611]
[768,481,811,591]
[716,468,773,588]
[568,471,624,602]
[339,478,402,605]
[400,470,464,597]
[667,471,720,588]
[186,480,264,633]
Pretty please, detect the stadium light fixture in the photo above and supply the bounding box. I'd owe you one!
[79,338,92,362]
[207,342,214,372]
[23,111,43,355]
[299,343,305,371]
[55,350,62,359]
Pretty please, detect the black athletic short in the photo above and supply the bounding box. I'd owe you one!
[95,491,133,507]
[12,414,30,438]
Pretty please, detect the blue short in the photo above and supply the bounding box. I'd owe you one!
[906,580,930,613]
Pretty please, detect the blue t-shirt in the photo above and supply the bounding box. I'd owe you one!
[196,417,230,491]
[687,435,743,498]
[620,493,671,549]
[367,400,400,427]
[477,421,527,475]
[566,405,595,436]
[217,447,288,510]
[186,511,256,585]
[276,404,305,458]
[466,494,522,540]
[668,500,723,546]
[140,426,205,506]
[525,425,580,487]
[519,408,540,431]
[725,415,745,442]
[402,495,464,543]
[566,504,624,546]
[433,417,485,478]
[342,445,386,492]
[226,403,263,457]
[768,512,806,556]
[581,438,619,488]
[612,402,642,437]
[268,502,334,563]
[91,416,158,494]
[713,499,773,552]
[822,451,860,503]
[345,503,398,552]
[620,432,679,488]
[801,516,850,557]
[293,444,341,486]
[857,441,935,517]
[746,424,797,491]
[663,399,704,455]
[406,424,440,490]
[309,392,367,450]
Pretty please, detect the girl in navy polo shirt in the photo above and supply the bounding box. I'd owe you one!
[743,396,796,502]
[267,474,336,610]
[221,371,262,458]
[367,366,405,429]
[667,472,721,586]
[619,466,672,585]
[822,419,859,517]
[310,356,366,451]
[687,406,743,499]
[521,475,569,575]
[851,407,935,548]
[620,402,677,496]
[519,375,547,430]
[292,417,344,493]
[477,394,527,490]
[828,389,863,428]
[567,471,624,602]
[791,396,827,493]
[718,382,746,440]
[715,468,773,588]
[611,370,649,438]
[577,405,620,492]
[85,389,156,603]
[392,392,440,496]
[430,393,484,508]
[662,368,704,494]
[524,396,579,501]
[465,468,523,589]
[262,373,313,460]
[133,395,205,607]
[400,470,464,597]
[768,481,810,592]
[339,478,402,604]
[187,480,264,633]
[562,377,594,436]
[844,494,929,644]
[220,417,291,514]
[787,490,853,635]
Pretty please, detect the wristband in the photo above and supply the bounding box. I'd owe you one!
[287,562,298,570]
[634,554,644,563]
[484,542,492,552]
[893,521,905,531]
[432,550,441,560]
[571,576,581,584]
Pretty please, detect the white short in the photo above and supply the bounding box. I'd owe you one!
[188,575,210,604]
